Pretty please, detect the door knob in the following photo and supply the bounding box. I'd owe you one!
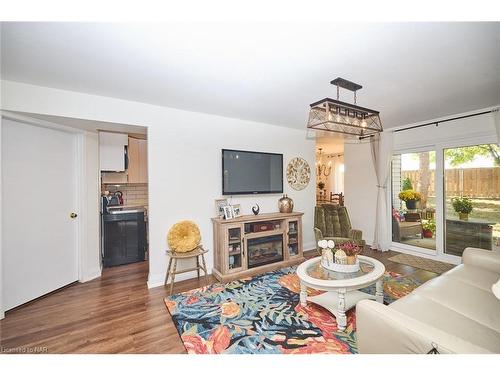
[70,213,78,219]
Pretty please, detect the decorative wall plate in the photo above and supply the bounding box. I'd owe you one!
[286,157,311,191]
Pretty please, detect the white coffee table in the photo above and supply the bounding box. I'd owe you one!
[296,255,385,331]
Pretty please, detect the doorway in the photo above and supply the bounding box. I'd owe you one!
[99,131,149,270]
[315,136,345,205]
[390,141,499,262]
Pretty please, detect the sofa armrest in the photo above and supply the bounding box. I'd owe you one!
[462,247,500,274]
[356,300,492,354]
[314,227,323,241]
[349,229,363,241]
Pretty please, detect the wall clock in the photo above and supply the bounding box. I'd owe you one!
[286,157,311,191]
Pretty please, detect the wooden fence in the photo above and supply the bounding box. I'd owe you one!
[402,168,500,198]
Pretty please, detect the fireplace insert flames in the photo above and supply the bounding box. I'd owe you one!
[247,234,283,268]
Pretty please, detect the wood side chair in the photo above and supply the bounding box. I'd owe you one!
[164,246,209,295]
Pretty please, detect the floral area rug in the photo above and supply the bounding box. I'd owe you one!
[164,267,427,354]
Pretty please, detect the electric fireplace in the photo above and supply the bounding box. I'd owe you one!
[247,234,283,268]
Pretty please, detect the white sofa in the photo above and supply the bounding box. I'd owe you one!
[356,247,500,353]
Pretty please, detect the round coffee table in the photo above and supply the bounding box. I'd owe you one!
[296,255,385,331]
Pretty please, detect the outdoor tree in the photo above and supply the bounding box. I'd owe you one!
[445,145,499,167]
[417,152,431,209]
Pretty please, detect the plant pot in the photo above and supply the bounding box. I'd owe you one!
[405,200,417,210]
[422,229,433,238]
[459,212,469,221]
[346,255,357,265]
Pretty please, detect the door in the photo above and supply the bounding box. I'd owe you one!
[128,137,148,183]
[2,119,79,310]
[226,225,245,273]
[443,143,499,257]
[391,150,437,253]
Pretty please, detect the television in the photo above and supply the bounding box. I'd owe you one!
[222,149,283,195]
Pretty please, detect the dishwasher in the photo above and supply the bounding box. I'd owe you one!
[102,208,147,267]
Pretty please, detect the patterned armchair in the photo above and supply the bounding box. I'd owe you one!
[314,204,365,253]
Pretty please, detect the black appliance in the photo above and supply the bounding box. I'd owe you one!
[103,209,147,267]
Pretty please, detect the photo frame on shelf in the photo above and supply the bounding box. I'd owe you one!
[231,204,242,217]
[215,198,228,218]
[223,205,234,220]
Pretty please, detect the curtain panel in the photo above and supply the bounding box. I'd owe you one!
[370,132,394,251]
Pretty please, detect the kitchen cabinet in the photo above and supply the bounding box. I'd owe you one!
[99,132,128,171]
[103,211,146,267]
[127,137,148,183]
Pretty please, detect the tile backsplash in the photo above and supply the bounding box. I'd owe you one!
[103,183,148,207]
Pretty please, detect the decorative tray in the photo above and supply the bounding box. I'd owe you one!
[321,259,360,273]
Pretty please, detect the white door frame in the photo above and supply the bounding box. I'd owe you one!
[389,131,497,264]
[0,111,88,319]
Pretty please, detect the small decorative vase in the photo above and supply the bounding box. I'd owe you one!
[347,255,357,265]
[278,194,294,213]
[459,212,468,221]
[406,200,417,210]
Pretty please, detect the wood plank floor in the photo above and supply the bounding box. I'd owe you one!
[0,249,438,354]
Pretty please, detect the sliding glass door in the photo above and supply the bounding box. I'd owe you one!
[444,143,499,256]
[391,142,499,259]
[391,151,436,251]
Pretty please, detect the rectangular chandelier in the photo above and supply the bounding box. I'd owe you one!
[306,78,383,138]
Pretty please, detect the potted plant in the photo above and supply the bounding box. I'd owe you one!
[422,219,435,238]
[451,197,473,220]
[398,190,422,210]
[402,177,413,191]
[339,242,362,265]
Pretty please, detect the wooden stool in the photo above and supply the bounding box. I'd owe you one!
[164,246,209,295]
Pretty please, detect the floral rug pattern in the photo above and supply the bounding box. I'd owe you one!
[164,267,426,354]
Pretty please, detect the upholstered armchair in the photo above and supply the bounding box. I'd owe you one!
[314,204,365,253]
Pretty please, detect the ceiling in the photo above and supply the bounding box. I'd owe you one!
[2,22,499,130]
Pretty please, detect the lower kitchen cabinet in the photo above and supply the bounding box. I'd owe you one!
[103,211,146,267]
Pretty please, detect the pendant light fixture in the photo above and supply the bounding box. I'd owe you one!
[307,77,383,138]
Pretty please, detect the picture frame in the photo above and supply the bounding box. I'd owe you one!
[231,204,242,217]
[215,198,228,218]
[223,205,234,220]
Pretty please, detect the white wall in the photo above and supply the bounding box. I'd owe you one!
[147,112,316,286]
[1,80,316,289]
[0,107,3,319]
[81,131,102,281]
[344,141,377,246]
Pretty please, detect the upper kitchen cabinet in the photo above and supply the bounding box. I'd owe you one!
[128,137,148,183]
[99,132,128,172]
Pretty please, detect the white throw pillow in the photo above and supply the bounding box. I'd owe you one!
[492,279,500,300]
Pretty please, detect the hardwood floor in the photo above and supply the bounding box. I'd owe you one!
[0,249,438,354]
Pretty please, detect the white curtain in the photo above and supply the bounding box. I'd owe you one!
[370,132,394,251]
[329,154,344,193]
[493,108,500,143]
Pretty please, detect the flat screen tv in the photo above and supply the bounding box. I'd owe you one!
[222,149,283,195]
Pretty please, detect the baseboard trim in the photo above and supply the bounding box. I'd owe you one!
[147,269,212,289]
[80,269,102,283]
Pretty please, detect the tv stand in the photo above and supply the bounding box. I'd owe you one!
[211,212,304,282]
